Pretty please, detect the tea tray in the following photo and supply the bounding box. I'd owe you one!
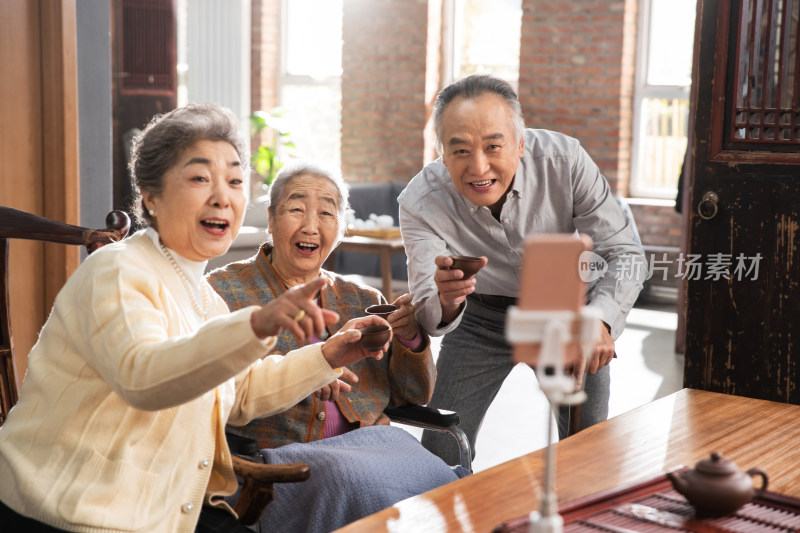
[492,470,800,532]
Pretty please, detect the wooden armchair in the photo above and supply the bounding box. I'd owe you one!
[0,206,130,422]
[0,206,309,526]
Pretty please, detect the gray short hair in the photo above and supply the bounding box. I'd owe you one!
[265,161,350,244]
[432,74,525,155]
[128,103,250,228]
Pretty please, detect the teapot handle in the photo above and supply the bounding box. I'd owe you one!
[746,467,769,495]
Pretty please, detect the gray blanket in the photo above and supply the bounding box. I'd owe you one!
[255,425,469,532]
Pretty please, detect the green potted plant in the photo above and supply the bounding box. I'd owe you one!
[249,106,296,198]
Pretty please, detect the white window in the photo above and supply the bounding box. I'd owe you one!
[279,0,343,170]
[444,0,522,88]
[175,0,251,139]
[630,0,697,199]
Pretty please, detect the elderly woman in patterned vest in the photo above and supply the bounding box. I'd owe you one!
[208,162,467,533]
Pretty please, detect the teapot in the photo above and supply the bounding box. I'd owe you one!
[667,452,768,516]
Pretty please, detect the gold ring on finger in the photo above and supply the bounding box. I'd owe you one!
[293,309,306,322]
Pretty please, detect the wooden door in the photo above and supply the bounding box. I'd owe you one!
[0,0,80,402]
[111,0,177,217]
[686,0,800,402]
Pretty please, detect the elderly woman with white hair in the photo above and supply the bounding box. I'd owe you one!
[208,162,468,533]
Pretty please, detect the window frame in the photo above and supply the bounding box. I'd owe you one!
[277,0,343,169]
[279,0,342,89]
[629,0,695,199]
[442,0,521,90]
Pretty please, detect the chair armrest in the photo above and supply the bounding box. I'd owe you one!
[384,404,472,473]
[226,431,311,525]
[227,431,261,457]
[230,455,311,484]
[231,456,311,525]
[384,404,460,428]
[0,206,130,254]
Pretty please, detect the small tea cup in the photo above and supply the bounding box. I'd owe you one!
[356,324,392,351]
[365,304,399,319]
[449,255,483,279]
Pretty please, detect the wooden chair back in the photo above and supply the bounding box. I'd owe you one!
[0,206,130,425]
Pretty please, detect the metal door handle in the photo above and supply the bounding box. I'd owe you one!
[697,191,719,220]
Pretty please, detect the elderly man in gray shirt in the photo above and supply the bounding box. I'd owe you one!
[399,74,645,466]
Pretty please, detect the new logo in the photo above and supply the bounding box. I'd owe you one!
[578,251,608,282]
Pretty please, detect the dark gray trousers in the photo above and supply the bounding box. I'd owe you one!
[421,297,610,466]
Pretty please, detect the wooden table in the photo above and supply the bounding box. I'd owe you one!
[329,235,406,301]
[337,389,800,532]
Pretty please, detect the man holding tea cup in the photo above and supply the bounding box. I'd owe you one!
[398,74,646,466]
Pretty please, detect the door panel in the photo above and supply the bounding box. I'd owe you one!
[0,0,80,416]
[111,0,177,217]
[687,0,800,402]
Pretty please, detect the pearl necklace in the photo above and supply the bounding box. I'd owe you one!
[159,241,208,320]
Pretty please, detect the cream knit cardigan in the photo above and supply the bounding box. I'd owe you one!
[0,231,339,532]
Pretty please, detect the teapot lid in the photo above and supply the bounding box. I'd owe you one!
[695,451,739,476]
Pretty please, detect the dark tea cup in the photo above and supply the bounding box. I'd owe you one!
[357,324,392,351]
[449,255,483,279]
[365,304,398,319]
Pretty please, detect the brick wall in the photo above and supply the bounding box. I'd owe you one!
[341,0,429,183]
[249,1,686,293]
[515,0,686,294]
[629,202,682,249]
[518,0,638,195]
[250,0,280,115]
